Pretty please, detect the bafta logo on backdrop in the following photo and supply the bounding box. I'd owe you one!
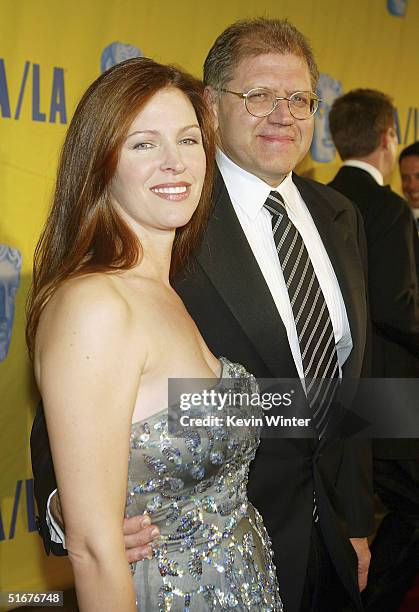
[387,0,407,17]
[100,41,144,73]
[310,73,343,164]
[0,244,22,362]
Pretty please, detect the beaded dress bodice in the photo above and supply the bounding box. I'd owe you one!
[126,357,282,611]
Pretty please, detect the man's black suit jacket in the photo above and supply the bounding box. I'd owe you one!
[31,170,374,612]
[329,165,419,461]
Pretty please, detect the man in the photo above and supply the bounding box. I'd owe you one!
[399,141,419,231]
[329,88,419,612]
[31,19,373,612]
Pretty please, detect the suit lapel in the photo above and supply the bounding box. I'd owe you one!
[195,171,367,445]
[197,171,367,379]
[197,170,298,378]
[293,175,367,380]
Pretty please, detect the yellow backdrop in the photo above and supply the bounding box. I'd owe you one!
[1,0,418,606]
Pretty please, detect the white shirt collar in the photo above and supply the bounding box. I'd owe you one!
[343,159,384,186]
[216,148,294,220]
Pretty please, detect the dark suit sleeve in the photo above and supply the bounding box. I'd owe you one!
[336,204,374,536]
[30,402,67,556]
[368,203,419,358]
[336,438,374,536]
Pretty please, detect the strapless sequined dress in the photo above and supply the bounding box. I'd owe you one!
[126,357,283,611]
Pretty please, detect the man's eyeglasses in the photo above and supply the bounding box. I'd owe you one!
[219,87,321,120]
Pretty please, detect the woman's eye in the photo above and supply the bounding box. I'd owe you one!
[133,142,154,150]
[180,137,199,145]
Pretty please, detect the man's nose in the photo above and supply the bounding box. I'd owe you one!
[160,145,186,174]
[267,99,295,125]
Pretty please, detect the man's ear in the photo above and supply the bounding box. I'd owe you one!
[381,126,396,150]
[204,86,219,131]
[379,128,389,150]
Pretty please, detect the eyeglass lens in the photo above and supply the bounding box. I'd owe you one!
[245,89,318,119]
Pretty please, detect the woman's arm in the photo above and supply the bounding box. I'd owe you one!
[36,276,143,612]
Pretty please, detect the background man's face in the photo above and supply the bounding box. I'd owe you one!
[400,155,419,209]
[209,52,314,186]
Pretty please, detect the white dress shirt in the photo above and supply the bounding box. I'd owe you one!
[217,148,352,379]
[46,148,353,546]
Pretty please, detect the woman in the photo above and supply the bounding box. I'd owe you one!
[27,58,282,611]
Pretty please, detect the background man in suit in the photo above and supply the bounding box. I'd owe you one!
[329,88,419,612]
[399,141,419,232]
[32,18,374,612]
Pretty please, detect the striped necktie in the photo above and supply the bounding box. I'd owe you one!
[264,191,339,439]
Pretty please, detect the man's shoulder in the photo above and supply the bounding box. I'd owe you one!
[328,166,373,199]
[382,190,417,230]
[330,166,405,206]
[380,184,410,209]
[355,176,410,220]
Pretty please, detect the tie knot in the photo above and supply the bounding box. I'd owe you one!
[264,191,287,217]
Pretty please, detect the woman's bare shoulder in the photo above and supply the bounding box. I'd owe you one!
[44,273,132,319]
[36,273,137,352]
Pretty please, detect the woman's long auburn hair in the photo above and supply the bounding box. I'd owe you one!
[26,57,215,358]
